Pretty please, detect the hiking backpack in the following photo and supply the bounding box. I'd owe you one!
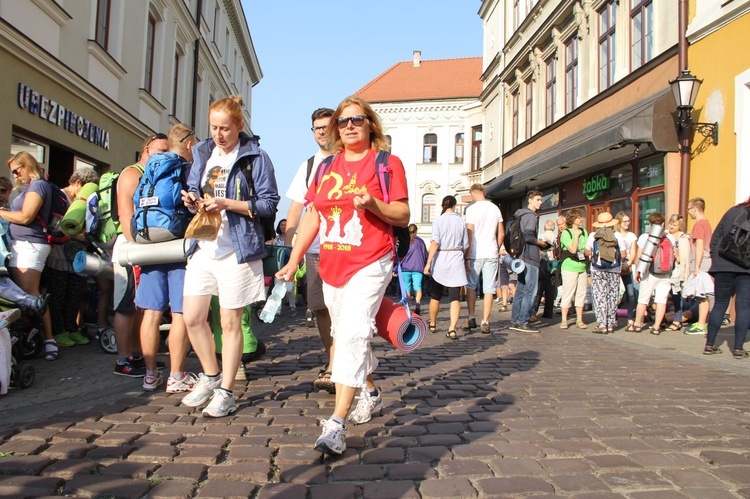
[315,151,410,258]
[94,165,145,244]
[718,206,750,269]
[36,181,71,245]
[503,215,526,259]
[131,152,189,243]
[650,235,675,275]
[591,227,621,270]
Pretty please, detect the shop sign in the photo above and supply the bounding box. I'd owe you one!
[17,83,110,150]
[582,174,610,201]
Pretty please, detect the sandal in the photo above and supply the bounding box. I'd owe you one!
[560,322,569,330]
[626,323,644,333]
[313,369,336,394]
[650,327,661,336]
[592,326,607,334]
[43,339,59,361]
[429,323,437,334]
[576,321,587,329]
[733,349,749,359]
[703,345,722,355]
[665,322,682,332]
[446,330,458,340]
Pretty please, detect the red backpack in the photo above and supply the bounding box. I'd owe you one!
[650,235,675,275]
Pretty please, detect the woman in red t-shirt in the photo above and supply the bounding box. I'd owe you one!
[278,96,409,456]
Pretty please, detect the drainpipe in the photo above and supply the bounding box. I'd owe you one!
[191,0,202,128]
[678,0,690,216]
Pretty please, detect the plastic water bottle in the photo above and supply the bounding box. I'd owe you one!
[260,280,287,323]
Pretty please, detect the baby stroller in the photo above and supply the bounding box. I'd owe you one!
[0,311,34,392]
[0,294,44,361]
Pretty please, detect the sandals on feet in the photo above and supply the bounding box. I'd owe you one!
[446,330,458,340]
[703,345,722,355]
[43,339,59,361]
[626,323,644,333]
[650,327,661,335]
[429,323,437,334]
[313,369,336,394]
[560,321,569,329]
[576,321,587,329]
[665,322,682,331]
[592,326,607,334]
[733,349,749,359]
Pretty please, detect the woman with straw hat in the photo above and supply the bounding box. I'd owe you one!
[585,212,627,334]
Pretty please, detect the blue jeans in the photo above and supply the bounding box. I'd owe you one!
[512,264,539,325]
[706,273,750,351]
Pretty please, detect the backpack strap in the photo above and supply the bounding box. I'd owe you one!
[305,155,316,186]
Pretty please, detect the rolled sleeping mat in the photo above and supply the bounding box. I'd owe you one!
[61,182,100,236]
[375,298,427,353]
[634,223,665,275]
[501,254,526,274]
[73,251,114,280]
[117,239,191,266]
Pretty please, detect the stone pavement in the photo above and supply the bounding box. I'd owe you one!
[1,302,750,498]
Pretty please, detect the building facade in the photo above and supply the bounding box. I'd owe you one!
[355,52,483,238]
[686,0,750,223]
[479,0,686,235]
[0,0,261,186]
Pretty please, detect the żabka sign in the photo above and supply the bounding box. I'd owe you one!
[582,174,610,201]
[17,83,110,150]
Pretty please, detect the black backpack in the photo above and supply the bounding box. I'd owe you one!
[315,151,410,258]
[718,206,750,269]
[237,154,276,242]
[503,215,525,259]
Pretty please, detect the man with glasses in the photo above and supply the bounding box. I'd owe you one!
[284,107,336,393]
[111,132,168,377]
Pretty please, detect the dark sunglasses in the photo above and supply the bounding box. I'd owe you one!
[146,133,168,146]
[336,115,366,128]
[10,165,24,176]
[179,129,197,143]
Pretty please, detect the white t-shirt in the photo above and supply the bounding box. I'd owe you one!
[285,150,328,254]
[197,143,240,259]
[465,199,503,259]
[621,231,637,261]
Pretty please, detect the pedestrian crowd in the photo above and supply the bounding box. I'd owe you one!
[1,94,748,458]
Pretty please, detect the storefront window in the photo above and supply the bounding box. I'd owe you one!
[638,192,665,234]
[541,188,559,211]
[609,165,633,197]
[637,156,664,189]
[11,135,45,163]
[609,198,633,220]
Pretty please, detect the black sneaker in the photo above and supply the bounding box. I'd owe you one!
[242,340,266,364]
[462,318,477,330]
[515,322,540,333]
[305,309,316,328]
[114,361,146,377]
[128,355,165,370]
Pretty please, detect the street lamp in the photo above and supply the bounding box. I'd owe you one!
[669,70,719,146]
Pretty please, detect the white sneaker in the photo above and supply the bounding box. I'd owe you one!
[166,372,198,393]
[202,389,237,418]
[142,372,164,391]
[348,387,383,424]
[314,419,347,455]
[181,373,222,407]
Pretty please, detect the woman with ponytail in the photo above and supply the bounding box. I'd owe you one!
[423,195,469,340]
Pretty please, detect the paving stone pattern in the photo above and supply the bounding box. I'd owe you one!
[1,305,750,498]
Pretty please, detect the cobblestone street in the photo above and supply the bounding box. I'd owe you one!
[1,305,749,498]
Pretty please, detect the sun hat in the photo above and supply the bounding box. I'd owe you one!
[592,212,618,228]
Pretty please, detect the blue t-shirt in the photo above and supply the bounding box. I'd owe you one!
[8,179,52,244]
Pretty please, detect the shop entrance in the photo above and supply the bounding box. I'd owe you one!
[48,146,74,186]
